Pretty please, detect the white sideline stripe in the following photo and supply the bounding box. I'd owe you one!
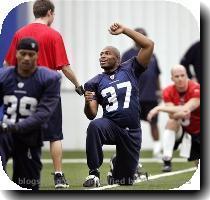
[88,167,197,190]
[7,157,187,164]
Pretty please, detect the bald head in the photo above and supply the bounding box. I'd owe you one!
[103,46,121,59]
[99,46,121,72]
[171,64,189,92]
[171,64,187,76]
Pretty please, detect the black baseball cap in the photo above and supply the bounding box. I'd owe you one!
[17,37,39,52]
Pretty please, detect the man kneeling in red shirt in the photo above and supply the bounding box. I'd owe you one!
[147,64,200,172]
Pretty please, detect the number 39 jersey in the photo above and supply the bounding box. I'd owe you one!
[84,57,146,129]
[0,66,61,143]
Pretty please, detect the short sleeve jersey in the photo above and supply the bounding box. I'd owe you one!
[5,23,69,70]
[163,80,200,134]
[121,48,161,101]
[84,57,146,129]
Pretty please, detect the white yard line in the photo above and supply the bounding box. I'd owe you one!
[88,167,197,190]
[7,157,188,164]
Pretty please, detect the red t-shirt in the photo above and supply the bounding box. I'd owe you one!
[5,23,69,70]
[163,80,200,134]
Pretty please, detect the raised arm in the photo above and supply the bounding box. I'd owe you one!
[109,23,154,67]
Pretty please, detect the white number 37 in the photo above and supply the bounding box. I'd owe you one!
[101,81,132,112]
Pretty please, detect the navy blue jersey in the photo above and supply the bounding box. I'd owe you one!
[0,66,61,146]
[84,57,145,129]
[121,48,161,101]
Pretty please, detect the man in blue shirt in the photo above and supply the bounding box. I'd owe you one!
[121,28,162,158]
[0,38,61,190]
[83,23,154,187]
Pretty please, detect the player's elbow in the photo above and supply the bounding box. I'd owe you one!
[148,39,154,49]
[85,113,96,120]
[84,108,97,120]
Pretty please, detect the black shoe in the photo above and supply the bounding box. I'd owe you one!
[83,169,100,187]
[83,175,100,187]
[52,173,69,189]
[162,160,172,172]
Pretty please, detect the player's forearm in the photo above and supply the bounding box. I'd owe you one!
[62,65,80,88]
[123,27,154,67]
[123,27,154,49]
[156,105,182,114]
[182,98,200,112]
[171,111,188,120]
[84,103,97,120]
[16,96,60,134]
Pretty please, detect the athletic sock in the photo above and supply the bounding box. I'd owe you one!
[162,129,176,160]
[153,140,162,156]
[55,171,63,175]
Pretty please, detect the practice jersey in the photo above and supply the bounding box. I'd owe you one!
[163,80,200,134]
[121,49,161,101]
[0,66,61,146]
[5,23,69,70]
[84,57,146,129]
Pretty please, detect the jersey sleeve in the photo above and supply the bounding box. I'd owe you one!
[53,33,70,70]
[0,68,13,106]
[4,33,19,65]
[121,51,131,63]
[84,75,100,101]
[162,87,173,103]
[122,57,146,79]
[16,73,61,133]
[190,84,200,98]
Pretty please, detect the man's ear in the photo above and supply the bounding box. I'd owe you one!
[47,9,52,16]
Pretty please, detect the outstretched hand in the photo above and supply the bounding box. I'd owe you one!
[108,23,125,35]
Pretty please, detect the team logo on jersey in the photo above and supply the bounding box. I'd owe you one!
[17,82,24,89]
[110,75,115,80]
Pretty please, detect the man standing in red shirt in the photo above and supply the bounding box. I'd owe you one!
[4,0,84,188]
[147,64,200,172]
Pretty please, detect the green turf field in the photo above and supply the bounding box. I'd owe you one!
[5,150,197,190]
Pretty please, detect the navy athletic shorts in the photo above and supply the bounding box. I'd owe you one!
[42,98,63,142]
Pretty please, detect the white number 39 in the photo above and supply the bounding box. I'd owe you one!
[3,95,38,124]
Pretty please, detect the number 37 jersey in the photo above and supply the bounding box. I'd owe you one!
[84,57,146,129]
